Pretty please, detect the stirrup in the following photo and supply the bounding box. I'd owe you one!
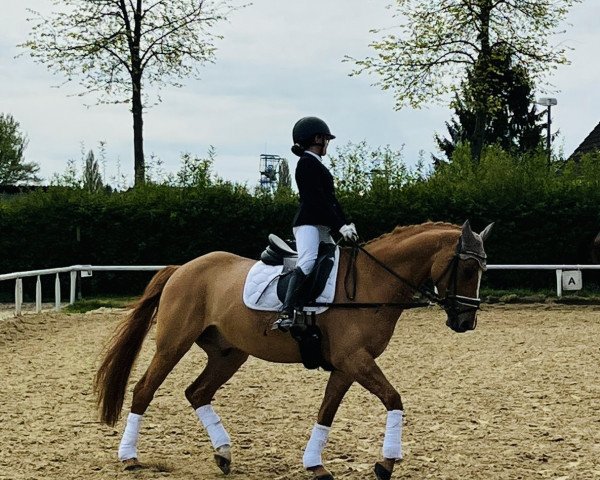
[272,312,295,332]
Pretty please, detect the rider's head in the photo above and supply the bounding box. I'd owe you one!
[291,116,336,157]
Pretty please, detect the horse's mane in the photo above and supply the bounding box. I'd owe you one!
[363,221,460,246]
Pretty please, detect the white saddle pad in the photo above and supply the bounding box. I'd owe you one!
[242,248,340,314]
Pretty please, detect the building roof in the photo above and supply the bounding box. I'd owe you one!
[570,121,600,158]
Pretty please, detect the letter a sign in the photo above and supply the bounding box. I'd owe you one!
[562,270,582,291]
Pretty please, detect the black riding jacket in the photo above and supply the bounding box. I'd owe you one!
[292,152,348,230]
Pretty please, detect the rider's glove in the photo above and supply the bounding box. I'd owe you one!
[339,223,358,242]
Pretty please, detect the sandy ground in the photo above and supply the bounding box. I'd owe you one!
[1,304,600,480]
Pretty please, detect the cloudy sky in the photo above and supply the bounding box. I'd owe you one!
[1,0,599,187]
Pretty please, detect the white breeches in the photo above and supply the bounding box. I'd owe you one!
[293,225,334,275]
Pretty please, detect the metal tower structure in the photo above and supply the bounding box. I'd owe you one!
[259,154,282,191]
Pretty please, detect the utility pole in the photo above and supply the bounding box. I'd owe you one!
[536,97,558,164]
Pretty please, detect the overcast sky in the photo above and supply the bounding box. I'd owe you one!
[1,0,599,187]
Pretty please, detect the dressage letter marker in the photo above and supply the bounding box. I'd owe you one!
[562,270,582,291]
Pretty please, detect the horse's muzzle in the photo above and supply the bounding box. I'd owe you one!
[446,314,477,333]
[442,296,480,333]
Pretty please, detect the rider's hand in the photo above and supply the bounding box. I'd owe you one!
[339,223,358,242]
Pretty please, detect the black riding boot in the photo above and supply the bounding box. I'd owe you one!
[273,267,306,332]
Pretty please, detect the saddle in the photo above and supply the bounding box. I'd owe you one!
[259,234,336,306]
[260,234,297,266]
[257,234,336,371]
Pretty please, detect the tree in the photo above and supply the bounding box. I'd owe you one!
[276,158,292,192]
[436,48,545,161]
[0,113,40,185]
[83,150,104,192]
[173,147,216,189]
[351,0,581,162]
[22,0,241,186]
[328,141,413,195]
[50,142,107,189]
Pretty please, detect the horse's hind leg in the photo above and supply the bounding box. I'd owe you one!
[118,341,195,466]
[185,333,248,475]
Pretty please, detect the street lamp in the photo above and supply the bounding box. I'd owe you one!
[536,97,557,163]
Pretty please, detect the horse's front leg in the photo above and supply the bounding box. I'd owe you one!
[337,349,403,480]
[305,370,353,480]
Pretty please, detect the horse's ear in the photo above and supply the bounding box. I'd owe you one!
[461,220,473,236]
[480,223,494,242]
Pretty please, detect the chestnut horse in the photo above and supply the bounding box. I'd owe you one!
[94,220,493,480]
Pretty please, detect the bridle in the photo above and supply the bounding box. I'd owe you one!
[322,235,484,315]
[434,238,485,317]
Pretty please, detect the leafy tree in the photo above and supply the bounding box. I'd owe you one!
[0,113,40,185]
[173,147,216,189]
[83,150,104,192]
[50,141,108,189]
[22,0,241,187]
[328,141,413,195]
[436,48,545,161]
[276,158,292,194]
[351,0,581,162]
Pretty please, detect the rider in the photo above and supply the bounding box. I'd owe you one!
[274,116,358,331]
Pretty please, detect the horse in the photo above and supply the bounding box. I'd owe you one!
[94,220,493,480]
[592,230,600,264]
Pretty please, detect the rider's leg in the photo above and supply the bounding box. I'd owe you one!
[275,225,320,331]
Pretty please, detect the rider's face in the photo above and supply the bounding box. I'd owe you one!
[319,135,330,156]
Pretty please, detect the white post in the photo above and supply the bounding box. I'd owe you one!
[15,278,23,316]
[70,270,77,305]
[55,273,61,311]
[36,276,42,313]
[556,269,562,298]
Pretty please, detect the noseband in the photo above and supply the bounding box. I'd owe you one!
[435,240,484,316]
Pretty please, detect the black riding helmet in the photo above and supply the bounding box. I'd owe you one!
[291,116,335,156]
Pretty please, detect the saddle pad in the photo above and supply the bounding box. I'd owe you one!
[243,247,340,314]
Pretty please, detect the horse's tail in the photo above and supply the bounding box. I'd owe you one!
[94,265,179,426]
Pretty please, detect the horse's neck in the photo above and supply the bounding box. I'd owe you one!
[358,230,453,300]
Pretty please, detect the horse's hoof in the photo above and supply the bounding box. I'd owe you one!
[374,462,392,480]
[122,458,143,471]
[308,465,334,480]
[214,445,231,475]
[214,454,231,474]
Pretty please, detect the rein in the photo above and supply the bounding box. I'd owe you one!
[349,238,483,315]
[309,237,483,314]
[353,242,443,304]
[307,241,442,310]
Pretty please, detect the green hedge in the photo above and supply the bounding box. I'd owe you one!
[1,147,599,296]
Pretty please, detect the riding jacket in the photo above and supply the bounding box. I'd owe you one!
[292,151,348,230]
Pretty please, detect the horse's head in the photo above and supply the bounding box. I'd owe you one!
[432,220,493,333]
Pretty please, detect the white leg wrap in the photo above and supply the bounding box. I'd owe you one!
[118,413,143,461]
[382,410,403,460]
[303,424,331,469]
[196,405,231,449]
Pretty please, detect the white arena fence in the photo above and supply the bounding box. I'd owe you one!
[1,264,600,317]
[0,265,166,316]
